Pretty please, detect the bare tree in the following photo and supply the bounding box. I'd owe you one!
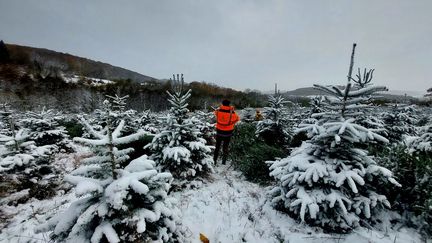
[31,53,67,79]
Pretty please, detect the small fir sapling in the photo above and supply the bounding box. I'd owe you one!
[0,104,58,202]
[294,97,325,130]
[256,95,293,145]
[190,110,216,145]
[310,96,325,114]
[374,122,432,238]
[381,105,418,144]
[268,44,401,232]
[146,74,213,183]
[105,94,140,135]
[36,98,185,242]
[0,104,53,173]
[241,108,256,123]
[20,107,72,152]
[406,124,432,155]
[82,95,138,139]
[404,123,432,236]
[136,109,160,134]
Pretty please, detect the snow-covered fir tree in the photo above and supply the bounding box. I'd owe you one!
[406,123,432,155]
[404,123,432,236]
[269,83,401,231]
[240,107,256,123]
[86,94,139,136]
[36,98,185,242]
[268,45,401,232]
[135,109,160,134]
[0,128,39,172]
[381,104,418,144]
[256,95,293,145]
[190,110,216,145]
[0,104,53,172]
[310,96,325,115]
[105,94,140,135]
[146,74,213,183]
[20,107,72,152]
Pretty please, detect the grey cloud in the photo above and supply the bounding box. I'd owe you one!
[0,0,431,92]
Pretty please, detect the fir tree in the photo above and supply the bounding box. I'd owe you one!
[0,128,39,172]
[105,94,139,134]
[36,99,185,242]
[310,96,325,115]
[241,108,256,123]
[404,123,432,236]
[0,104,53,172]
[82,95,136,139]
[406,124,432,154]
[256,95,293,145]
[268,44,400,232]
[190,110,216,145]
[20,107,72,152]
[136,109,160,134]
[381,105,418,144]
[146,74,213,183]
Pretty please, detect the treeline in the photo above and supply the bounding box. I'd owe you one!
[0,40,267,111]
[0,71,267,112]
[89,78,267,111]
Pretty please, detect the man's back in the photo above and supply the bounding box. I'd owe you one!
[214,104,239,132]
[213,100,240,165]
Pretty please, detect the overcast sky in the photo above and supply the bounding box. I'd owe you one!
[0,0,431,92]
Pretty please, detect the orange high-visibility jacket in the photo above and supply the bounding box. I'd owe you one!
[214,105,240,131]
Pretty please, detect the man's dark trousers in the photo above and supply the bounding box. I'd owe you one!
[214,133,232,165]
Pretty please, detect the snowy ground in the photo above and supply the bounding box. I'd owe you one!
[0,152,81,243]
[0,158,425,243]
[62,74,114,86]
[176,164,423,243]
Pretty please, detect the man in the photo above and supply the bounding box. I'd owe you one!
[213,99,240,165]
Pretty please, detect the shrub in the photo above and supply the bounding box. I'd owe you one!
[229,123,286,184]
[60,119,84,138]
[371,144,432,237]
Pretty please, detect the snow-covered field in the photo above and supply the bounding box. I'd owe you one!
[176,165,422,243]
[62,75,114,86]
[1,88,431,242]
[1,158,423,243]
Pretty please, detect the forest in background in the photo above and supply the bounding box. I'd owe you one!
[0,41,267,112]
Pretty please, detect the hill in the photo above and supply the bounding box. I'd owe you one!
[283,86,419,102]
[0,41,265,112]
[3,42,156,83]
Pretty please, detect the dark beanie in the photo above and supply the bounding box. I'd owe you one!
[222,99,230,106]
